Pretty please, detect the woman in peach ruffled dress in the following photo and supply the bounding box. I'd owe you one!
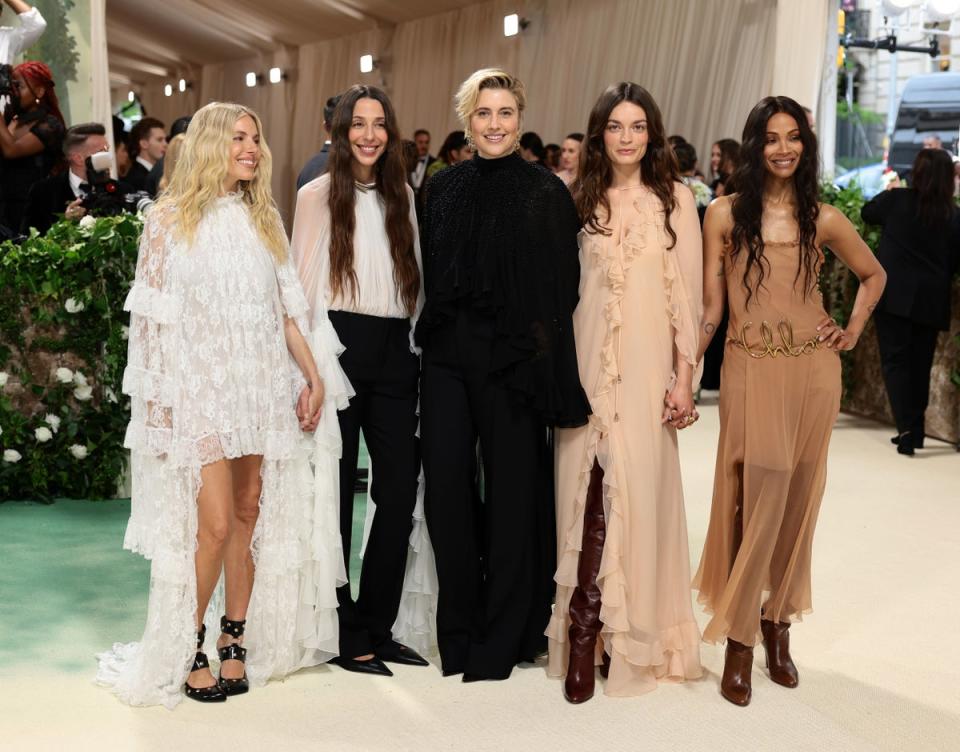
[546,83,704,702]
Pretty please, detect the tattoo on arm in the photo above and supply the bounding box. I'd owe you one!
[868,301,877,312]
[704,322,716,335]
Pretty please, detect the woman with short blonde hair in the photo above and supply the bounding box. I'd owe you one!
[417,68,589,682]
[97,101,350,707]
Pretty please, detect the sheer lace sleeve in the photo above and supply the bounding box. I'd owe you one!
[290,176,331,326]
[666,183,704,385]
[122,204,178,455]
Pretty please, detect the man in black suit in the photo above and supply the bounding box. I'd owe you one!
[296,95,341,190]
[123,116,166,195]
[408,128,435,194]
[21,122,108,235]
[144,115,192,197]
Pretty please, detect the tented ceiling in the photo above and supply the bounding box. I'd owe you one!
[107,0,478,86]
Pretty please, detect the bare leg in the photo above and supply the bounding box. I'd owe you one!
[189,459,234,689]
[218,454,263,680]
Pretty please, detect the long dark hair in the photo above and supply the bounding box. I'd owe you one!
[575,82,680,247]
[729,96,820,308]
[437,130,467,164]
[912,147,955,227]
[326,85,419,315]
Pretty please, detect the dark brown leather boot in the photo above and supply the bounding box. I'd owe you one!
[563,461,606,704]
[721,639,753,706]
[761,619,799,688]
[598,650,610,679]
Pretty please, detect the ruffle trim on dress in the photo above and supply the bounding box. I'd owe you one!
[122,365,175,406]
[309,319,354,411]
[124,283,178,324]
[662,247,702,388]
[123,423,305,466]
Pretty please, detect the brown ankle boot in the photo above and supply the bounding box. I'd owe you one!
[721,639,753,706]
[761,619,799,688]
[564,461,606,704]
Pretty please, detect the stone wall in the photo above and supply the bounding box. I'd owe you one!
[845,280,960,445]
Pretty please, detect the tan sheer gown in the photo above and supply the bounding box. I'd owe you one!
[692,239,841,646]
[546,183,704,696]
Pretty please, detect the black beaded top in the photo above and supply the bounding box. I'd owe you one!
[415,152,590,428]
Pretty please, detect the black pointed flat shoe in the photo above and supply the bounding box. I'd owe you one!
[185,624,227,703]
[330,655,394,676]
[376,641,430,667]
[217,616,250,696]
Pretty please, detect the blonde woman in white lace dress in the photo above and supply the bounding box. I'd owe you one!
[96,102,351,708]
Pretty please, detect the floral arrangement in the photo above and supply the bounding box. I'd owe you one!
[0,213,142,501]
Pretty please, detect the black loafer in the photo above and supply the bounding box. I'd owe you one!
[330,655,393,677]
[376,641,430,667]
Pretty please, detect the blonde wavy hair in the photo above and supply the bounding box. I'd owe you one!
[158,133,185,194]
[454,68,526,133]
[154,102,287,261]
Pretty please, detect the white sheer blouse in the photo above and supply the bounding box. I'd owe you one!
[290,174,424,324]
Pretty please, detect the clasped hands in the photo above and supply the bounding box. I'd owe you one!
[295,380,325,432]
[662,382,698,430]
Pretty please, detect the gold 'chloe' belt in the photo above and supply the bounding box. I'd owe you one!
[726,320,821,359]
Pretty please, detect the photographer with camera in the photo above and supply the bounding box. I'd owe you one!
[0,60,65,233]
[0,1,45,66]
[21,122,107,234]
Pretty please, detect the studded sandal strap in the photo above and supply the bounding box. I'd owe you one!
[220,615,246,638]
[192,651,210,671]
[217,643,248,663]
[196,623,207,649]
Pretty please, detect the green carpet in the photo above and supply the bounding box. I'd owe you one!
[0,492,369,675]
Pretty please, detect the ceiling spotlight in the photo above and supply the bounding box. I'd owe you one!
[360,54,374,73]
[178,78,187,93]
[927,0,960,21]
[504,13,529,36]
[246,71,258,88]
[164,84,172,97]
[269,67,285,84]
[127,90,135,102]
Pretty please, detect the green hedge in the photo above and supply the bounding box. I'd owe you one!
[0,215,141,501]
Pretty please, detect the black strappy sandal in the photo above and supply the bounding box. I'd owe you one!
[185,624,227,703]
[217,616,249,696]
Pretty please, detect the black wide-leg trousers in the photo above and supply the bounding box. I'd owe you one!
[874,310,940,439]
[329,310,419,658]
[421,308,555,679]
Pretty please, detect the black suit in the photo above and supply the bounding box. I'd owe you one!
[122,161,151,194]
[296,143,330,190]
[21,171,76,235]
[861,188,960,441]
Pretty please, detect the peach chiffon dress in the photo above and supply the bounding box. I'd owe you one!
[692,239,841,646]
[546,183,704,696]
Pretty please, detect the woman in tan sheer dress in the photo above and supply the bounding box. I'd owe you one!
[693,96,886,707]
[546,83,704,702]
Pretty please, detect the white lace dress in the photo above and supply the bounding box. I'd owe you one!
[96,194,352,709]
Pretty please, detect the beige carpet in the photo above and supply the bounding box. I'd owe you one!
[3,399,958,752]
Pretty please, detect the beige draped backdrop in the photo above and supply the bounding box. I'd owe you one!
[127,0,831,222]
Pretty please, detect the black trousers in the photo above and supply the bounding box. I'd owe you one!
[421,308,555,679]
[874,309,940,438]
[329,310,419,658]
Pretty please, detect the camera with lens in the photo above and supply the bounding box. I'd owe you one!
[80,151,150,217]
[0,64,14,97]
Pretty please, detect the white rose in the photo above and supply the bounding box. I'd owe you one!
[73,371,88,386]
[35,426,53,443]
[64,298,85,314]
[0,371,8,387]
[104,386,118,404]
[3,449,21,463]
[44,414,61,432]
[69,444,88,460]
[79,215,96,230]
[74,385,93,401]
[120,325,129,341]
[55,367,74,383]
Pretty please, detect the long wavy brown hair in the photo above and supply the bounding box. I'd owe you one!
[326,85,419,315]
[574,82,680,247]
[729,96,820,308]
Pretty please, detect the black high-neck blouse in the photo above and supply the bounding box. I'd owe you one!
[416,152,590,428]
